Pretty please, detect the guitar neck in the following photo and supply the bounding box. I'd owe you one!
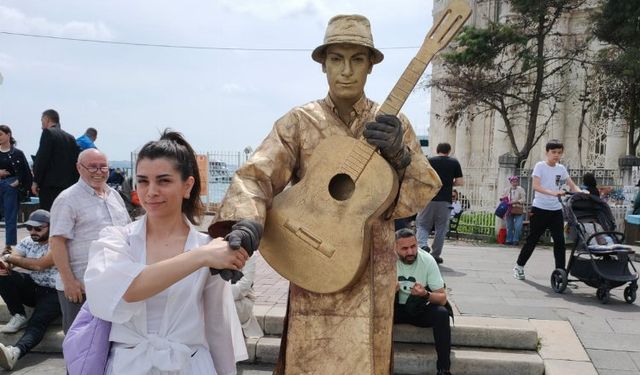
[378,0,471,116]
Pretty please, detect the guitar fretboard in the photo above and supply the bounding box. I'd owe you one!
[339,141,376,181]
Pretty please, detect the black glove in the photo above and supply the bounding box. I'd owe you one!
[363,114,411,170]
[210,219,263,282]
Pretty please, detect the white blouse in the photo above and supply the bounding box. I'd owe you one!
[84,216,248,375]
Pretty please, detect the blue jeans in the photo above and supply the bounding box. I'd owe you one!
[505,213,524,244]
[0,272,61,356]
[0,177,18,246]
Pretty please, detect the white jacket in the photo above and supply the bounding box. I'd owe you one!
[85,216,247,375]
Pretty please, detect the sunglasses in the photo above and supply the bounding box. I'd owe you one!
[26,225,48,232]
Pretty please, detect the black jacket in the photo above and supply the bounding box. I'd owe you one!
[32,125,80,188]
[8,147,32,190]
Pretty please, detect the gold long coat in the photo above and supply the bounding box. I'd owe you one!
[217,94,441,374]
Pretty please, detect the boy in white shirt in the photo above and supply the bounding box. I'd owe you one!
[513,140,582,280]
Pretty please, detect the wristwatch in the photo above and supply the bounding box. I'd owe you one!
[424,290,431,303]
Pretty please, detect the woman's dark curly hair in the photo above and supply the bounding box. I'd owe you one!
[136,129,204,224]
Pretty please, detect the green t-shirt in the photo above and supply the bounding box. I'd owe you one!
[396,249,444,305]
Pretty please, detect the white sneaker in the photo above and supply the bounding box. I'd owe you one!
[513,265,525,280]
[1,314,27,334]
[0,344,20,370]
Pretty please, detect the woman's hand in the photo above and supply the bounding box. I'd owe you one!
[198,237,249,271]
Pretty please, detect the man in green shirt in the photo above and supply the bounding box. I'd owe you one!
[395,228,452,375]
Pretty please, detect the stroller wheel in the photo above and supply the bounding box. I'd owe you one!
[596,287,610,304]
[550,269,568,293]
[624,286,637,304]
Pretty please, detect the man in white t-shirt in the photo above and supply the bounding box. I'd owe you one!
[394,228,452,375]
[0,210,61,370]
[513,139,582,280]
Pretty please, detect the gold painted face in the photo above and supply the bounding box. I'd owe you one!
[323,43,372,105]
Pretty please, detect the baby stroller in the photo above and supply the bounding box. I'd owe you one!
[550,192,638,304]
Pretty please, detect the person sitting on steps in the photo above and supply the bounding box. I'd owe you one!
[394,228,452,375]
[0,209,61,371]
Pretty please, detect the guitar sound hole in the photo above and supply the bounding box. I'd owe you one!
[328,173,355,201]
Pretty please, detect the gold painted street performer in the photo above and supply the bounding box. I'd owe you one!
[211,15,441,374]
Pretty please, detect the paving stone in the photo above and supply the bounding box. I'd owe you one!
[543,359,598,375]
[607,318,640,335]
[579,331,640,352]
[586,349,637,371]
[566,315,614,334]
[629,351,640,371]
[597,370,640,375]
[531,320,590,362]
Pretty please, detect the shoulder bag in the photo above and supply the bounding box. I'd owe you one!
[62,302,112,375]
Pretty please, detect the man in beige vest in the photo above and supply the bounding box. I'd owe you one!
[212,15,440,374]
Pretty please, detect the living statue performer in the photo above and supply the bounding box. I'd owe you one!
[211,15,440,374]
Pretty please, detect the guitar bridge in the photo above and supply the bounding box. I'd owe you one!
[284,220,335,258]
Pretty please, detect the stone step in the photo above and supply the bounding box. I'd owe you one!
[13,323,542,375]
[1,303,539,352]
[244,336,544,375]
[255,305,539,350]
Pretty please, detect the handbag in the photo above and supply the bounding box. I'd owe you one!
[510,203,524,215]
[62,302,112,375]
[494,200,509,219]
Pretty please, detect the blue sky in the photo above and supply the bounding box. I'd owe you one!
[0,0,434,160]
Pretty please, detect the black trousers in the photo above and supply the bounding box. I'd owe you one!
[516,206,566,269]
[0,272,61,356]
[394,302,451,371]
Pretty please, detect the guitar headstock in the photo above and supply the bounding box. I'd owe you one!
[377,0,472,116]
[425,0,472,53]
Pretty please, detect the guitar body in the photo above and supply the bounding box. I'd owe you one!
[260,135,398,294]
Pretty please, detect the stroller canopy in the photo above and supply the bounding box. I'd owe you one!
[565,193,616,231]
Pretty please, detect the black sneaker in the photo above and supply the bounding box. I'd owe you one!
[420,246,431,253]
[434,256,444,264]
[436,370,452,375]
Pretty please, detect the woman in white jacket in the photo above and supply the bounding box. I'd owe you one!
[85,131,249,375]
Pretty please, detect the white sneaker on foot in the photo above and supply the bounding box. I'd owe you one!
[0,343,20,370]
[1,314,27,334]
[513,265,525,280]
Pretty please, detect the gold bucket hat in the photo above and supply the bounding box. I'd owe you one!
[312,14,384,64]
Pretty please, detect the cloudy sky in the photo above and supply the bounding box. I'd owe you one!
[0,0,435,161]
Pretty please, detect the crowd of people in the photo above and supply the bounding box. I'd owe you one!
[0,112,260,372]
[0,11,610,375]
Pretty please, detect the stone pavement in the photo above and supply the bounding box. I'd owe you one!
[2,225,639,374]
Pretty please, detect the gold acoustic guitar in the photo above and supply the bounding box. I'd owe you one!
[259,1,472,294]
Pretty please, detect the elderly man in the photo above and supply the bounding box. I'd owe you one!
[31,109,80,211]
[0,210,61,371]
[50,149,130,333]
[211,14,440,374]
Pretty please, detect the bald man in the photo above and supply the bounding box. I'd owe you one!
[49,149,131,332]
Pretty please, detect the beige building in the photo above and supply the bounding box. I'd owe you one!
[429,0,627,172]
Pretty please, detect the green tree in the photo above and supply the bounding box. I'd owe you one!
[427,0,587,166]
[591,0,640,156]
